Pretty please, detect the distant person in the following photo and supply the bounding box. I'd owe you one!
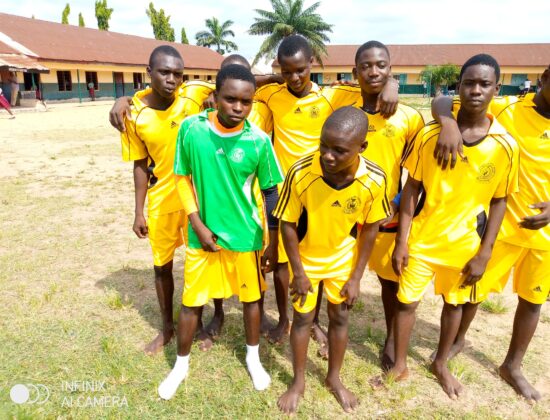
[0,87,15,118]
[523,79,532,95]
[422,80,428,97]
[9,72,19,106]
[87,81,96,101]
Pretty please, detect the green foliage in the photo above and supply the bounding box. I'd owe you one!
[146,2,175,42]
[419,64,460,95]
[195,17,238,55]
[78,12,85,27]
[248,0,332,66]
[61,3,70,25]
[181,27,189,44]
[480,295,509,314]
[95,0,113,31]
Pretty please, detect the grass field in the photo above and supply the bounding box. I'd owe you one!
[0,102,549,419]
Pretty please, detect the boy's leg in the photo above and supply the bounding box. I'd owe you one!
[158,304,201,399]
[325,302,357,413]
[386,300,418,380]
[278,309,315,414]
[431,302,464,399]
[145,261,175,355]
[312,286,329,359]
[243,300,271,391]
[379,277,399,370]
[267,262,290,343]
[197,298,226,351]
[499,297,542,402]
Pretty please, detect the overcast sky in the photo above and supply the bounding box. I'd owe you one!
[4,0,549,66]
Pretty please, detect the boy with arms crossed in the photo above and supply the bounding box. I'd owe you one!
[352,40,424,370]
[390,55,519,398]
[158,65,283,399]
[432,65,550,402]
[274,107,390,414]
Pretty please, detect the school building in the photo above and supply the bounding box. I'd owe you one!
[274,43,550,95]
[0,12,223,104]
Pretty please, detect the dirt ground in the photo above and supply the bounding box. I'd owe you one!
[0,102,549,418]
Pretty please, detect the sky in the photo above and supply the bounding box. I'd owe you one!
[3,0,549,68]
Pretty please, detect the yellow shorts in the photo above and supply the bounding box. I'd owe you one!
[293,275,348,314]
[182,247,266,307]
[369,231,398,282]
[397,256,488,305]
[484,240,550,305]
[148,211,186,266]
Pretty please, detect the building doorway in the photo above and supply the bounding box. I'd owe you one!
[113,72,124,98]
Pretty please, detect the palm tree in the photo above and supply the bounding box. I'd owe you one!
[195,17,238,55]
[248,0,332,66]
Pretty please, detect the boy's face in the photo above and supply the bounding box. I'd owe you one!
[353,47,391,96]
[458,64,499,113]
[279,51,313,94]
[215,78,255,128]
[320,126,366,175]
[147,55,184,99]
[539,68,550,106]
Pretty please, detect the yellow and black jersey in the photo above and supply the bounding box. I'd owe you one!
[179,80,215,112]
[404,114,519,268]
[273,152,390,278]
[254,82,360,173]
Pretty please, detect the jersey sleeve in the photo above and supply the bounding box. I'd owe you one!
[257,136,284,190]
[272,171,302,223]
[404,129,426,182]
[248,101,273,133]
[173,120,192,176]
[120,109,148,162]
[322,85,361,109]
[364,177,391,224]
[180,81,215,110]
[489,96,516,117]
[494,136,520,198]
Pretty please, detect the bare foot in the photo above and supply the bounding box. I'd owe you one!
[370,365,409,389]
[267,319,290,344]
[311,323,328,359]
[260,315,273,335]
[144,328,174,355]
[204,312,224,338]
[429,339,471,362]
[277,382,305,414]
[380,337,395,372]
[196,329,214,352]
[325,377,358,413]
[499,364,541,402]
[431,361,463,399]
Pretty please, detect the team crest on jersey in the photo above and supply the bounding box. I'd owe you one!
[230,148,245,163]
[310,106,320,119]
[343,196,361,214]
[368,124,376,132]
[540,131,550,140]
[382,124,396,138]
[477,163,496,182]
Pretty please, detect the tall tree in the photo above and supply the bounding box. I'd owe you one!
[248,0,332,66]
[61,4,70,25]
[181,27,189,44]
[146,2,175,42]
[95,0,113,31]
[195,17,238,55]
[78,12,85,27]
[419,64,460,96]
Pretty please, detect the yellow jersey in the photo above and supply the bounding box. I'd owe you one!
[491,94,550,250]
[273,152,390,278]
[254,82,360,173]
[405,115,519,268]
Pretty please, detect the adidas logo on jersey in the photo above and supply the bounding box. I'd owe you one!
[216,148,225,155]
[533,285,543,292]
[331,200,342,207]
[170,121,179,129]
[294,107,302,114]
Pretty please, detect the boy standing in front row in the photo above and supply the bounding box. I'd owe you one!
[157,65,283,399]
[275,107,390,414]
[390,54,519,398]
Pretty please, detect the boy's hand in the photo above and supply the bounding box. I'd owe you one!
[392,241,409,276]
[109,96,132,132]
[519,201,550,230]
[380,200,398,227]
[461,251,490,287]
[202,92,216,110]
[378,78,398,119]
[290,273,313,308]
[133,214,148,238]
[340,277,360,307]
[433,122,464,169]
[261,242,277,273]
[195,224,220,252]
[330,80,358,87]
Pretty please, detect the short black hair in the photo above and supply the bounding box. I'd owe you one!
[277,35,313,62]
[149,45,183,68]
[354,40,390,64]
[216,64,256,91]
[323,106,368,141]
[221,54,251,70]
[460,54,500,82]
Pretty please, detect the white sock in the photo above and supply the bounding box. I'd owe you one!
[158,355,189,400]
[246,344,271,391]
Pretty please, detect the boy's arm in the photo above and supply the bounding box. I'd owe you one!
[519,201,550,230]
[392,176,422,276]
[133,158,149,238]
[255,74,284,88]
[431,95,463,169]
[109,96,133,132]
[260,185,279,273]
[461,197,507,286]
[378,78,399,119]
[340,221,380,307]
[281,220,313,308]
